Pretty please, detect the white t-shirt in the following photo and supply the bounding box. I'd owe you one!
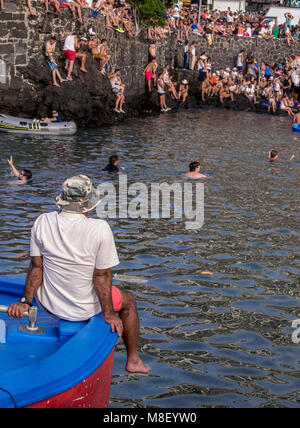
[237,54,242,67]
[63,35,75,52]
[173,6,180,19]
[30,211,120,321]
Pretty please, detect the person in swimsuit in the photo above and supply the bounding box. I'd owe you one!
[8,156,32,183]
[178,79,189,102]
[45,36,67,87]
[268,150,295,162]
[148,42,157,62]
[143,59,158,92]
[157,73,169,112]
[102,155,121,173]
[185,161,207,179]
[108,68,125,114]
[293,105,300,123]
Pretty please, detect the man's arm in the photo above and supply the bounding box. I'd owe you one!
[93,267,123,337]
[7,256,43,318]
[8,155,21,178]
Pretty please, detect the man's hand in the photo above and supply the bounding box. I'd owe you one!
[7,302,30,319]
[104,313,123,338]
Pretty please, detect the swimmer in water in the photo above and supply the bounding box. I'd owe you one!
[102,155,124,174]
[185,161,207,179]
[8,156,32,183]
[293,106,300,124]
[268,150,295,162]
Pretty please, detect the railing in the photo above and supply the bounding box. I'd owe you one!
[0,305,44,333]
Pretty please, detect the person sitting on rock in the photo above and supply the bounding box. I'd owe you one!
[44,0,61,15]
[89,35,111,74]
[178,79,189,102]
[219,83,233,103]
[75,37,88,73]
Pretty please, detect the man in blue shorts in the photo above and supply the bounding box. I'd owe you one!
[45,36,67,87]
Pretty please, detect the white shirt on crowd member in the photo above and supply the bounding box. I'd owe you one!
[63,35,76,52]
[30,211,120,321]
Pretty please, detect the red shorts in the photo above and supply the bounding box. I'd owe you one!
[64,50,75,61]
[112,286,122,312]
[145,71,154,81]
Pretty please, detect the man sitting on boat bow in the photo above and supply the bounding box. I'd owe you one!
[7,175,150,375]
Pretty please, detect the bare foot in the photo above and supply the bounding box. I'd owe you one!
[53,82,60,87]
[80,67,87,73]
[60,79,67,83]
[126,358,151,374]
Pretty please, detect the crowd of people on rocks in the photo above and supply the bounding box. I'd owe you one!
[190,49,300,118]
[45,32,127,113]
[149,5,300,46]
[3,0,298,118]
[19,0,135,34]
[142,41,300,118]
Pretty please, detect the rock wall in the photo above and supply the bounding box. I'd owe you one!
[0,0,299,126]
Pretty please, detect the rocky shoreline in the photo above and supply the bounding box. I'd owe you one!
[0,1,298,128]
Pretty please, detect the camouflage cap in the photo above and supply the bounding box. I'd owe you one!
[55,175,101,213]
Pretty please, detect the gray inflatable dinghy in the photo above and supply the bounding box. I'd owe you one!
[0,114,77,136]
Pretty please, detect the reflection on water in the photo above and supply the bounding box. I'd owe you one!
[0,109,299,408]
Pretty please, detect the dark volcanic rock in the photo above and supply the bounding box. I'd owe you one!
[0,0,297,127]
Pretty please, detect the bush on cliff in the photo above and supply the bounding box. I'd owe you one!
[129,0,166,29]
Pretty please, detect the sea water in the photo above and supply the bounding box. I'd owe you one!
[0,109,299,408]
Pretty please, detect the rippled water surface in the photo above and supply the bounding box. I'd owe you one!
[0,109,299,408]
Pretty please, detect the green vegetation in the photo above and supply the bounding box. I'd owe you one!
[130,0,166,28]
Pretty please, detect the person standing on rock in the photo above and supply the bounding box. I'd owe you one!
[45,36,67,87]
[144,59,158,92]
[148,41,157,62]
[237,50,244,72]
[61,33,87,79]
[61,33,78,81]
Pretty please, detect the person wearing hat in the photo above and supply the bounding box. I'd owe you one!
[178,79,189,102]
[7,175,151,375]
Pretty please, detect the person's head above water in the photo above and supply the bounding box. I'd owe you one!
[8,155,32,183]
[20,169,32,182]
[109,155,119,166]
[189,161,201,171]
[268,150,278,162]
